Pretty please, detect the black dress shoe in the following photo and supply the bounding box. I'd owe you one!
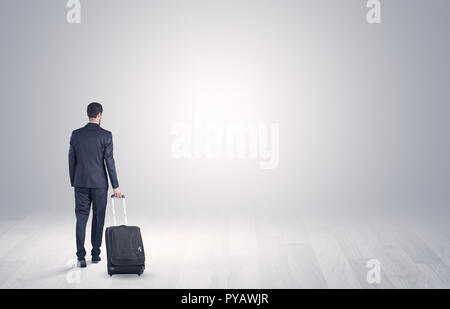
[77,259,87,268]
[92,256,101,264]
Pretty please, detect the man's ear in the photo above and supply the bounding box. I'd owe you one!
[98,112,102,120]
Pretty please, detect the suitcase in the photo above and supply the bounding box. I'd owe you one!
[105,194,145,276]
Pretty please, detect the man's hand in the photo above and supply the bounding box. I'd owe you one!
[113,187,122,198]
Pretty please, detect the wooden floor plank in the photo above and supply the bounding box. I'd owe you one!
[257,235,294,288]
[309,232,361,288]
[284,243,327,288]
[0,211,449,288]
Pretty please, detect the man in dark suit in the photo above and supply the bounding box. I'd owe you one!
[69,102,122,267]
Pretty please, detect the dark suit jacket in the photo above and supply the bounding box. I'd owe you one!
[69,123,119,189]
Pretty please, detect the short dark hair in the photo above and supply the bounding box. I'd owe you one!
[87,102,103,118]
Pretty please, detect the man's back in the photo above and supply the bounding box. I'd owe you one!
[69,102,122,267]
[69,122,119,189]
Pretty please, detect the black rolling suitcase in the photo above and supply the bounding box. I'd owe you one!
[105,195,145,276]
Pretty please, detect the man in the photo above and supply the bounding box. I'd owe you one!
[69,102,122,267]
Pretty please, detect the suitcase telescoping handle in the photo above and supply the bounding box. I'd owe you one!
[110,194,127,226]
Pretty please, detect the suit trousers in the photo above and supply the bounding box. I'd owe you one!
[74,187,108,260]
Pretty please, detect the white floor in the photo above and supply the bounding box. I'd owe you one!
[0,207,449,289]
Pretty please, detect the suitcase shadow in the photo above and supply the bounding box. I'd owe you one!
[106,273,147,279]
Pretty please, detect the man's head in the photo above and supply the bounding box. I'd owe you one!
[87,102,103,123]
